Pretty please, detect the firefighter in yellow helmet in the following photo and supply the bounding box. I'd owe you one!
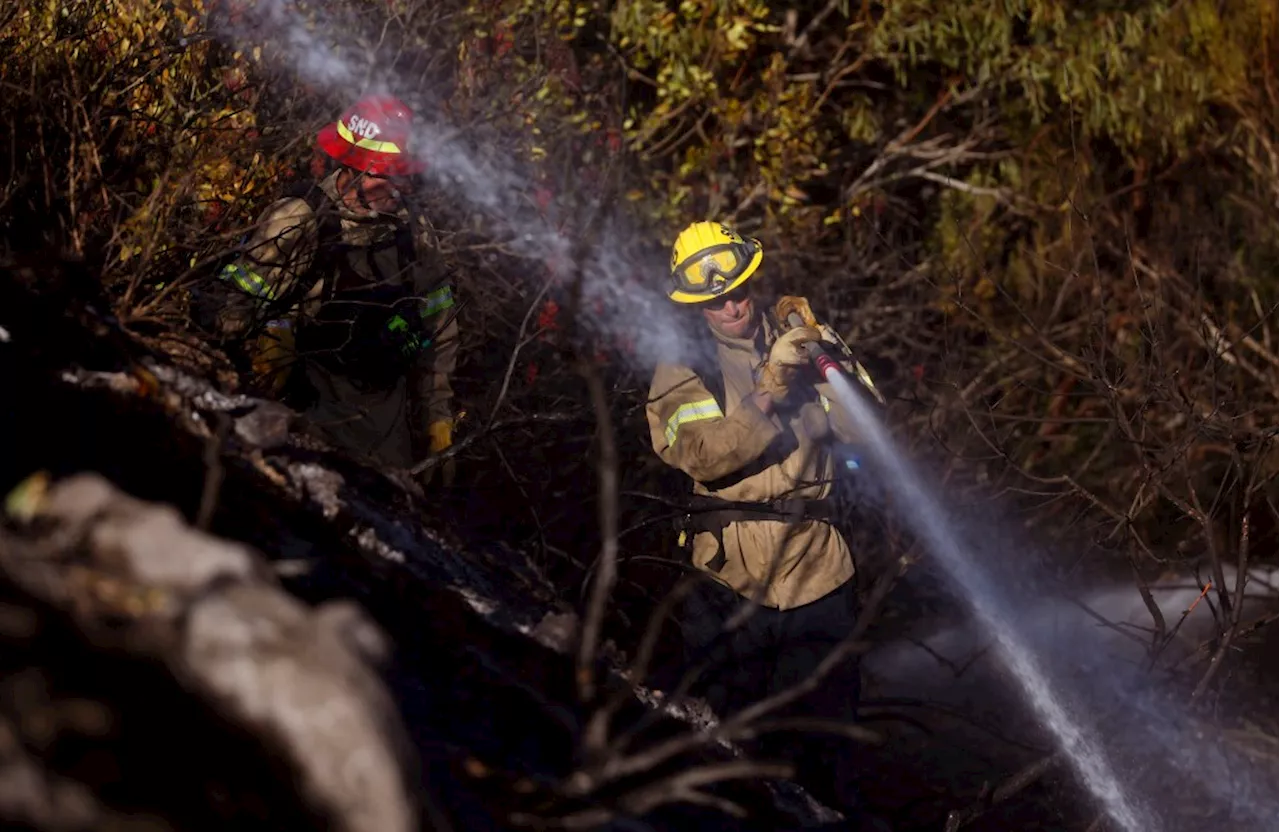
[646,220,872,815]
[197,95,460,484]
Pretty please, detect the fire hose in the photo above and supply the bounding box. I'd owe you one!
[783,311,886,405]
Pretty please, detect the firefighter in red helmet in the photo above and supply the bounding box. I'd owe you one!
[205,95,460,483]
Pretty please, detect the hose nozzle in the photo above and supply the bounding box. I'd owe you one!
[784,312,887,405]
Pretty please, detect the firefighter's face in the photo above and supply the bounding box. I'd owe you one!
[700,284,757,339]
[337,168,403,214]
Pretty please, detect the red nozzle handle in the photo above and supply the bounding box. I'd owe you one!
[812,351,840,377]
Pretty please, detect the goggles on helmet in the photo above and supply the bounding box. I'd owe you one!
[669,239,760,298]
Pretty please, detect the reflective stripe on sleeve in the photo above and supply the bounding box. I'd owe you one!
[663,397,724,446]
[219,262,276,299]
[820,395,831,413]
[420,285,455,317]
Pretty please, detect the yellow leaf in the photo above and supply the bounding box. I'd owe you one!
[4,471,50,522]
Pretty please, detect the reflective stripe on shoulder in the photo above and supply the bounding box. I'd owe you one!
[219,262,275,299]
[664,397,724,446]
[420,285,455,317]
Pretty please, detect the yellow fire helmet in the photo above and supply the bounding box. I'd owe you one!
[667,221,764,304]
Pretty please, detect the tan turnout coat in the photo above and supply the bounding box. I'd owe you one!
[215,172,458,427]
[646,315,862,610]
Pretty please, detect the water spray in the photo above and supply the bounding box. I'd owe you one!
[816,369,1150,832]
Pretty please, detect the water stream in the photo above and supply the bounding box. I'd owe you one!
[822,371,1151,832]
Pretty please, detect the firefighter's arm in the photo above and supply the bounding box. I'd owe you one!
[214,197,321,337]
[407,281,459,461]
[423,306,459,429]
[647,365,781,484]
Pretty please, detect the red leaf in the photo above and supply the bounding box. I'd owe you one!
[537,299,560,331]
[202,203,226,228]
[493,24,514,58]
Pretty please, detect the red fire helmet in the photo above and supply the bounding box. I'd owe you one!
[315,94,426,177]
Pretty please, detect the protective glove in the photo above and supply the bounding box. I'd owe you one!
[754,325,821,405]
[776,296,887,406]
[777,295,850,354]
[774,295,819,329]
[428,418,453,453]
[420,417,456,488]
[249,319,295,397]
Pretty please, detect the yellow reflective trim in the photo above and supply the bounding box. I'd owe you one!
[219,262,275,299]
[337,120,403,154]
[664,397,724,446]
[820,395,831,413]
[420,285,455,316]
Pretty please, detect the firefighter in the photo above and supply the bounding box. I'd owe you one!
[205,95,459,482]
[646,220,870,814]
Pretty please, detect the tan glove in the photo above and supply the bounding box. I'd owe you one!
[754,326,820,404]
[774,295,819,329]
[777,295,850,353]
[249,320,295,397]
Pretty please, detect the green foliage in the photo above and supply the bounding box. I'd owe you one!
[571,0,1273,252]
[865,0,1261,157]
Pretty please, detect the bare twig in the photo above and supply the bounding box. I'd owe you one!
[568,554,903,796]
[486,275,555,431]
[574,340,619,706]
[409,412,577,475]
[580,574,700,755]
[1191,513,1251,702]
[943,752,1061,831]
